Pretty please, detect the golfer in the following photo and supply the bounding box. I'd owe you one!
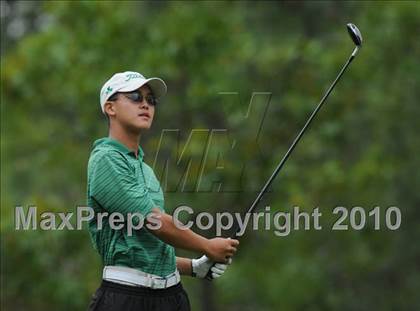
[86,71,239,311]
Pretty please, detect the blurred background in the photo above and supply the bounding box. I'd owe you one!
[1,1,420,310]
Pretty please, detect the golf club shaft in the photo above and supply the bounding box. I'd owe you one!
[205,46,359,281]
[232,46,359,238]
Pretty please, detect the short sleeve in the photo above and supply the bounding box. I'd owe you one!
[89,151,156,217]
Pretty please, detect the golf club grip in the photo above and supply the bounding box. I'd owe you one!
[205,256,233,280]
[205,260,229,281]
[205,265,214,280]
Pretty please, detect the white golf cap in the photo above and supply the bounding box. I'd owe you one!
[99,71,167,113]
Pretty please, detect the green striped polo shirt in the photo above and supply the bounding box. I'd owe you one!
[86,137,176,277]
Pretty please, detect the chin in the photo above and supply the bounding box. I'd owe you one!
[136,121,152,130]
[126,121,152,132]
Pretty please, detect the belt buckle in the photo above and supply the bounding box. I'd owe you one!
[151,276,166,289]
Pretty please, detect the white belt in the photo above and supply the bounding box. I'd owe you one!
[103,266,181,289]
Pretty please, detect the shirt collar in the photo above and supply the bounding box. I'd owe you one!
[93,137,144,159]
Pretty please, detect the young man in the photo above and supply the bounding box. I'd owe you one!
[87,71,239,311]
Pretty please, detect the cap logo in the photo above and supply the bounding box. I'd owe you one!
[105,86,113,95]
[125,73,143,82]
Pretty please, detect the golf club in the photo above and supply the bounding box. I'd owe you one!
[206,23,363,280]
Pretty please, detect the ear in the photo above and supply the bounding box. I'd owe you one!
[104,101,116,117]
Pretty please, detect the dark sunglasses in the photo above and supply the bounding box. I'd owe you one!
[109,91,159,106]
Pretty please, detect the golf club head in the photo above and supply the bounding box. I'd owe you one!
[347,23,363,47]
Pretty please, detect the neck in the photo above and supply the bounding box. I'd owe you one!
[109,122,141,156]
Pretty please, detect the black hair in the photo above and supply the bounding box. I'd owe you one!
[104,93,119,127]
[108,92,119,101]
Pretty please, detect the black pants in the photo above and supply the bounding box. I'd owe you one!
[87,280,191,311]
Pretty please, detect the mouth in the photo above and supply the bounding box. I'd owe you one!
[138,112,150,119]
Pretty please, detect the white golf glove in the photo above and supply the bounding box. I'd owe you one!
[191,255,232,279]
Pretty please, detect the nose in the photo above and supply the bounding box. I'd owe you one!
[139,99,149,110]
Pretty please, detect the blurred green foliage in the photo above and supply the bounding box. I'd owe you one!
[1,1,420,310]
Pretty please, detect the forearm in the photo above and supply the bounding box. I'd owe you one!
[149,208,209,254]
[176,257,192,276]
